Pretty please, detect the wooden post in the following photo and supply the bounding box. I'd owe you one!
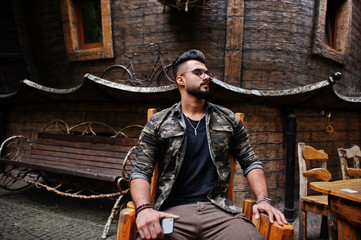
[147,108,157,122]
[242,198,255,220]
[228,112,244,203]
[148,108,158,205]
[117,200,136,240]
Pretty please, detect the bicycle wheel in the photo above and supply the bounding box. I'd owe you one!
[101,65,133,85]
[156,64,175,86]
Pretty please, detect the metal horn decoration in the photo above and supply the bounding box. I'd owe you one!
[158,0,209,12]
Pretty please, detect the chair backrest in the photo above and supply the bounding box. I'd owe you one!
[228,112,244,203]
[297,142,332,199]
[337,145,361,179]
[148,108,158,205]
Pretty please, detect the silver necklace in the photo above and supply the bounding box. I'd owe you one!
[184,113,205,136]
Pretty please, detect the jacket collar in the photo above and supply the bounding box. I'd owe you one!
[173,101,211,115]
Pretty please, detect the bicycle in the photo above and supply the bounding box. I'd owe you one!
[101,43,175,87]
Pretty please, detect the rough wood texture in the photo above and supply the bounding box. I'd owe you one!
[9,0,361,94]
[6,100,361,209]
[310,179,361,203]
[334,197,361,240]
[225,0,244,84]
[338,145,361,179]
[310,179,361,240]
[0,132,138,183]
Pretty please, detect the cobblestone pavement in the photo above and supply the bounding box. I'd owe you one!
[292,213,328,240]
[1,184,327,240]
[0,186,119,240]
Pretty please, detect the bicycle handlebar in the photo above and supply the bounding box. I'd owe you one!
[146,42,157,48]
[124,43,162,59]
[124,53,138,59]
[146,43,162,54]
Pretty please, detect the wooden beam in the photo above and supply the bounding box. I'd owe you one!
[225,0,244,84]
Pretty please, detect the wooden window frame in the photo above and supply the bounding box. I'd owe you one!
[61,0,113,61]
[325,1,337,49]
[312,0,352,64]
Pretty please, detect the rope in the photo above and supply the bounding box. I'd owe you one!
[3,173,128,199]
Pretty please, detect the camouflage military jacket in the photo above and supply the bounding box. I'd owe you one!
[131,101,263,213]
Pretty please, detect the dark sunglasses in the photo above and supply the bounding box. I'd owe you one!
[180,68,214,79]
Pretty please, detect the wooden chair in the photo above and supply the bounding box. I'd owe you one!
[242,199,294,240]
[118,197,294,240]
[117,111,294,240]
[298,142,333,240]
[337,145,361,179]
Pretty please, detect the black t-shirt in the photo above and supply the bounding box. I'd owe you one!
[162,115,218,208]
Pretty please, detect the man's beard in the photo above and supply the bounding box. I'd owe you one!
[186,85,210,99]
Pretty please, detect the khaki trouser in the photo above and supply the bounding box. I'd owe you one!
[161,202,264,240]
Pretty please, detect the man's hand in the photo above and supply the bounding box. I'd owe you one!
[136,208,180,240]
[252,201,288,226]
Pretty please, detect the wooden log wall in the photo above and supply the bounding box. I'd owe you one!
[5,102,361,209]
[3,0,361,212]
[11,0,361,95]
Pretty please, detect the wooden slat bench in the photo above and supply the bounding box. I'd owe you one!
[0,132,138,186]
[0,120,143,239]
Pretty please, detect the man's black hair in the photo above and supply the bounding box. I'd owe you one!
[172,49,206,81]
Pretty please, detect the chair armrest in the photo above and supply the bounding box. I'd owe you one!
[118,199,295,240]
[251,213,294,240]
[242,198,294,240]
[117,201,136,240]
[347,168,361,177]
[303,168,332,182]
[242,198,256,220]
